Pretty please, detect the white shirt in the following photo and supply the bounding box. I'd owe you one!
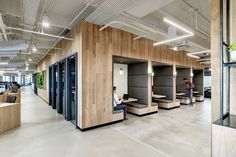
[113,93,122,107]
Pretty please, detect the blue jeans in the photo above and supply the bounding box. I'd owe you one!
[186,90,193,105]
[114,103,127,119]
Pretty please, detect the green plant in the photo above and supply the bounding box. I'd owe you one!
[228,42,236,51]
[36,71,45,89]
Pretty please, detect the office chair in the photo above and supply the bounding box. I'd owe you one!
[10,86,18,93]
[5,95,17,103]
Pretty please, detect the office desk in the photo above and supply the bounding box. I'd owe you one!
[152,94,166,99]
[0,103,20,134]
[123,98,138,103]
[176,92,185,96]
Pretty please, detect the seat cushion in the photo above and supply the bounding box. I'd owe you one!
[176,96,188,99]
[156,99,173,103]
[5,95,17,103]
[125,102,147,109]
[194,94,203,97]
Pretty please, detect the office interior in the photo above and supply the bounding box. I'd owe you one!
[1,0,236,157]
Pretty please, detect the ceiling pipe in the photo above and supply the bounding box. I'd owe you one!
[37,2,91,64]
[0,13,8,41]
[121,12,168,37]
[4,26,73,41]
[99,21,147,34]
[133,34,147,40]
[195,11,210,38]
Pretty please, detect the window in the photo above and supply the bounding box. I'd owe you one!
[204,76,211,87]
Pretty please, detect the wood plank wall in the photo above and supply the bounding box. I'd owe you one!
[211,0,221,122]
[37,20,204,129]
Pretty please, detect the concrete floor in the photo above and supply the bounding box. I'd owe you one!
[0,87,211,157]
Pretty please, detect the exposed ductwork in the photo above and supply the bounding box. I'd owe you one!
[5,27,73,41]
[0,40,28,53]
[0,13,7,41]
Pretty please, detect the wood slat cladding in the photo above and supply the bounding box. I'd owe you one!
[37,20,204,129]
[81,21,203,128]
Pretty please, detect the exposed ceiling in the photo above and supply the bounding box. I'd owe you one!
[0,0,211,75]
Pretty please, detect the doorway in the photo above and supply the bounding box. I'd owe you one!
[66,54,77,125]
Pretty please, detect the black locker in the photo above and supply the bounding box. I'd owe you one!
[66,54,77,126]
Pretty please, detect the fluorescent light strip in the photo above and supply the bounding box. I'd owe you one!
[196,58,211,62]
[187,53,200,59]
[163,18,194,35]
[0,62,8,65]
[189,50,211,55]
[153,18,194,46]
[200,61,211,64]
[154,34,192,46]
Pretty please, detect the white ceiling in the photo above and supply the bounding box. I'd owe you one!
[0,0,211,74]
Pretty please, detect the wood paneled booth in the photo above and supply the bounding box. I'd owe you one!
[37,20,204,131]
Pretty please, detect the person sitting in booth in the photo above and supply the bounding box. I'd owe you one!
[113,86,128,120]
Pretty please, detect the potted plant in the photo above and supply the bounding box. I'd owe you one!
[228,42,236,61]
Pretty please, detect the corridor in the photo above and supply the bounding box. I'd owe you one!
[0,87,211,157]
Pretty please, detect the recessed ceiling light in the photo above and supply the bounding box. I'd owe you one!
[32,45,37,52]
[171,46,178,51]
[119,68,124,75]
[28,58,32,61]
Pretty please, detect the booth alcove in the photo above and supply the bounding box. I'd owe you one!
[176,66,195,105]
[113,56,158,117]
[192,69,204,102]
[152,62,180,109]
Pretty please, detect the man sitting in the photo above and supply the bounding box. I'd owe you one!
[113,86,128,120]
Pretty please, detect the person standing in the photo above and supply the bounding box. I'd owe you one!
[183,78,194,106]
[113,86,128,120]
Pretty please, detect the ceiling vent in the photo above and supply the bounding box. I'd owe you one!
[176,40,189,49]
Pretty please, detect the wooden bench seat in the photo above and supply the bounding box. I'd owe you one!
[124,102,158,116]
[154,99,180,109]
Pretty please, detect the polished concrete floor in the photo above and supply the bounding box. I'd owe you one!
[0,87,211,157]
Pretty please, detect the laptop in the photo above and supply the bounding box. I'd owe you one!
[123,94,129,100]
